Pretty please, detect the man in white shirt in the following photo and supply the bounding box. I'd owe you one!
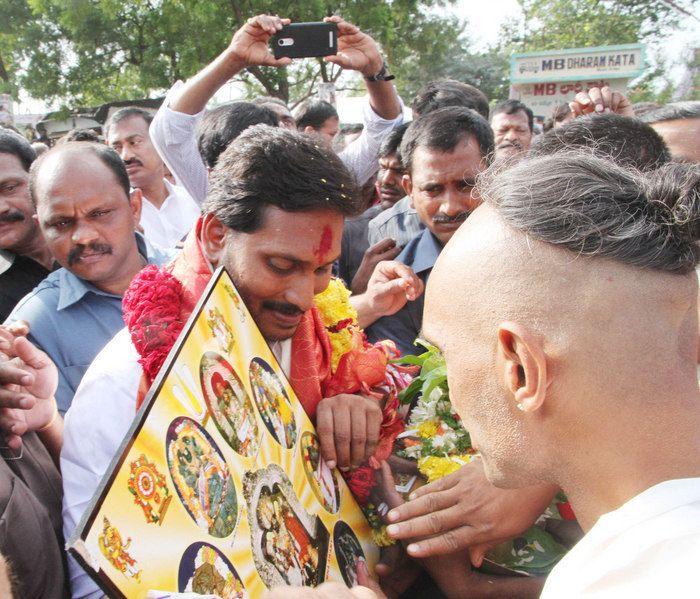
[105,107,200,248]
[150,14,404,205]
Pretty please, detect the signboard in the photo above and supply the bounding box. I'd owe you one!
[510,44,645,117]
[511,44,645,84]
[514,78,628,117]
[68,267,377,598]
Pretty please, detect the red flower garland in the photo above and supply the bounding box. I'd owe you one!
[122,265,186,383]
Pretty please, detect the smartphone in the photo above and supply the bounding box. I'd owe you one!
[271,22,337,59]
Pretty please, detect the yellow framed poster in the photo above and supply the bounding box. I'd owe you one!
[68,267,378,598]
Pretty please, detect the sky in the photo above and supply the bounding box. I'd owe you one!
[12,0,700,116]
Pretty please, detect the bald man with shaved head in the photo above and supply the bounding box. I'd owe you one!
[420,153,700,596]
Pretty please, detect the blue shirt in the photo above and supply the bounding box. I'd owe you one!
[367,195,425,249]
[366,228,442,356]
[6,234,172,414]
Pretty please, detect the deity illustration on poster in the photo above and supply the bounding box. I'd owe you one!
[97,517,141,581]
[333,521,367,587]
[244,464,330,588]
[127,454,172,525]
[166,416,238,537]
[249,357,297,448]
[300,432,340,513]
[206,307,235,354]
[224,283,247,321]
[178,542,247,598]
[200,351,260,457]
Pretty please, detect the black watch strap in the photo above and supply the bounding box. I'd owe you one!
[364,61,395,82]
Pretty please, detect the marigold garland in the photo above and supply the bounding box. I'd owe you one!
[313,278,360,372]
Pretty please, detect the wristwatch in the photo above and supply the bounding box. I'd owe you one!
[364,60,395,82]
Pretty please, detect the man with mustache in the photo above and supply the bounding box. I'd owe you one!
[366,106,493,355]
[490,99,534,161]
[0,130,55,321]
[105,107,200,248]
[57,125,422,599]
[5,142,171,414]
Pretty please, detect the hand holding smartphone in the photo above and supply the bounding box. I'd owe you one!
[271,22,338,59]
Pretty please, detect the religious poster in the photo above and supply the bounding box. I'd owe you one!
[67,267,378,598]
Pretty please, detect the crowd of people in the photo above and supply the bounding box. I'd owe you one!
[0,12,699,599]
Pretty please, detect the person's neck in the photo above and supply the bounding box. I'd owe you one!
[557,382,700,532]
[12,233,54,270]
[93,249,146,296]
[140,177,169,209]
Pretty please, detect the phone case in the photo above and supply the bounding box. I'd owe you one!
[271,22,337,59]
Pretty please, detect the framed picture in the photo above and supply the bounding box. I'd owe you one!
[68,267,377,598]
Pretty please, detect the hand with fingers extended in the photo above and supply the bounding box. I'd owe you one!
[351,239,402,295]
[322,16,384,77]
[315,394,383,471]
[569,85,634,118]
[0,326,59,450]
[353,260,423,329]
[385,459,558,565]
[228,14,294,68]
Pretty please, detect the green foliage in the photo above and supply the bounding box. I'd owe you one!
[396,339,448,405]
[0,0,470,107]
[509,0,680,52]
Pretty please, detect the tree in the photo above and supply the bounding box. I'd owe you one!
[0,0,466,107]
[506,0,684,51]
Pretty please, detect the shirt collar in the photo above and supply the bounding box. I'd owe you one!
[56,232,153,311]
[409,229,443,274]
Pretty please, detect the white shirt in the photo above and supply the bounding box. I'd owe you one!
[61,327,291,598]
[150,81,405,204]
[542,478,700,598]
[140,178,200,249]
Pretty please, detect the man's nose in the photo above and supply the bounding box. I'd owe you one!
[71,220,99,245]
[440,189,468,216]
[284,274,315,314]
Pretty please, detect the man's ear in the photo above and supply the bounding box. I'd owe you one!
[303,125,317,136]
[497,322,548,413]
[200,213,227,266]
[129,188,143,226]
[402,173,414,209]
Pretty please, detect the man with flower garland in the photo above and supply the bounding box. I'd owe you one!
[51,125,421,599]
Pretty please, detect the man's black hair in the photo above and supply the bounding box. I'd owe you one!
[490,99,534,132]
[639,101,700,124]
[411,79,490,120]
[203,125,361,233]
[196,101,278,168]
[0,129,37,171]
[294,100,339,131]
[530,113,671,171]
[379,122,410,161]
[29,142,131,207]
[400,106,495,173]
[104,107,153,136]
[58,128,101,144]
